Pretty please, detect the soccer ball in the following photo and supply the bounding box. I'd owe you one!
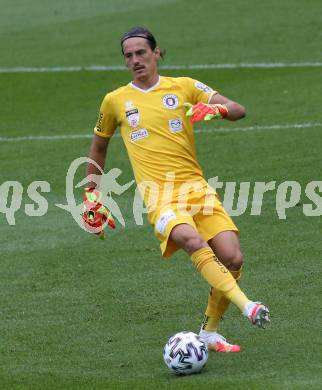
[163,331,208,375]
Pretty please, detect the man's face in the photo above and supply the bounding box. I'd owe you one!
[122,37,160,80]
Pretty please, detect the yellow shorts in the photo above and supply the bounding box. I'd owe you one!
[148,185,238,257]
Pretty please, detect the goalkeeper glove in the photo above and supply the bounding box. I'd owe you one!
[184,102,228,123]
[82,188,115,239]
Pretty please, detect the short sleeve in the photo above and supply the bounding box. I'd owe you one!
[94,93,118,138]
[183,77,218,105]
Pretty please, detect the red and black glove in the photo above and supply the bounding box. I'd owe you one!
[82,188,115,239]
[184,102,228,123]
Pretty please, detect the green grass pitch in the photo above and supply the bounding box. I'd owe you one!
[0,1,322,389]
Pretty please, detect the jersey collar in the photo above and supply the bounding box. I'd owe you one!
[129,76,161,93]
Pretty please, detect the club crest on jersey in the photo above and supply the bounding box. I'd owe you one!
[126,108,140,128]
[195,81,212,94]
[162,94,179,109]
[169,117,183,133]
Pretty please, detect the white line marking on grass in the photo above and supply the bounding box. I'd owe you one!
[1,62,322,73]
[1,122,321,143]
[162,62,322,70]
[195,122,322,134]
[0,134,93,142]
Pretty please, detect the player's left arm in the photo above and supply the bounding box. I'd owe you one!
[209,93,246,121]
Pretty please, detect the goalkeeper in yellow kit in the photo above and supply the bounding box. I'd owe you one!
[84,27,270,353]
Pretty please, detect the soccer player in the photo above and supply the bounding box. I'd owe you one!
[84,27,270,353]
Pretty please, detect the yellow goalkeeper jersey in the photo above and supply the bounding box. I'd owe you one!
[94,76,216,195]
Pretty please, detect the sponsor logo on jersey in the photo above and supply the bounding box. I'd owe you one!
[130,128,149,142]
[95,112,103,132]
[126,108,140,128]
[169,117,183,133]
[195,81,212,94]
[162,94,179,109]
[155,209,176,235]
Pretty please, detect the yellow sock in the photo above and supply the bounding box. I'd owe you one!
[201,268,242,331]
[191,247,249,313]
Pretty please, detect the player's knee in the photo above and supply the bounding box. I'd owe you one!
[232,251,243,270]
[185,236,207,255]
[221,249,243,270]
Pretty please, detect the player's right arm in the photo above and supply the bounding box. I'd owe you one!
[86,92,118,187]
[86,134,110,188]
[82,93,118,236]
